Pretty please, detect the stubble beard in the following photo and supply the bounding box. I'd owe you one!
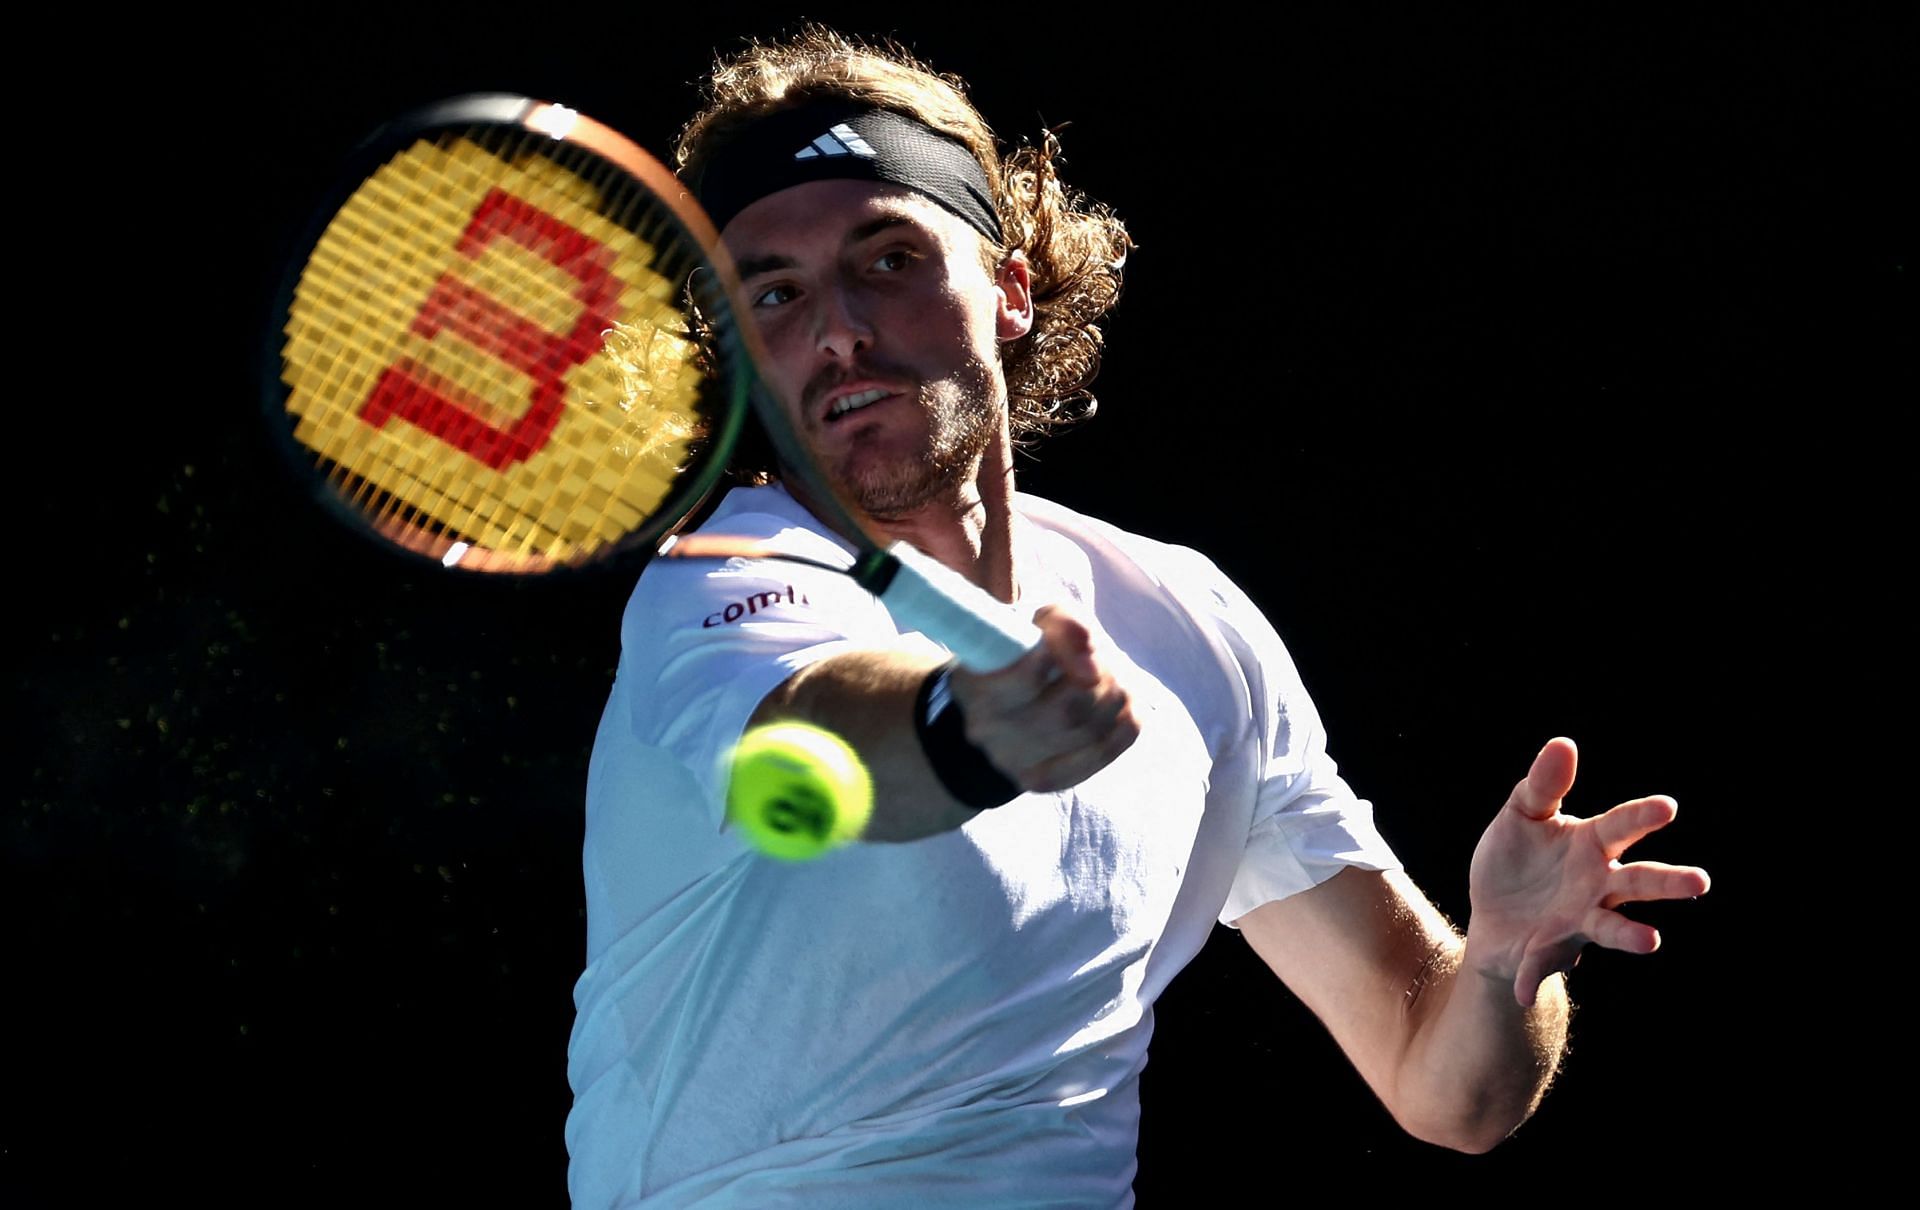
[832,367,999,521]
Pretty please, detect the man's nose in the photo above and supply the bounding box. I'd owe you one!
[815,282,875,360]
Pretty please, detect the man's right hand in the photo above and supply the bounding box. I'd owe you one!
[947,604,1140,794]
[748,604,1140,843]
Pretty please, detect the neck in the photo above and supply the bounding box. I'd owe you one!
[872,423,1020,604]
[786,421,1021,605]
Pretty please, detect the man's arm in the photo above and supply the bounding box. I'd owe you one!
[1236,867,1567,1153]
[1235,738,1708,1153]
[747,603,1139,842]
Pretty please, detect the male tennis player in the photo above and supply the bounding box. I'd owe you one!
[567,28,1709,1206]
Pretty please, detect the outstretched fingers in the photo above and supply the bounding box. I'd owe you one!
[1592,794,1681,857]
[1508,737,1579,821]
[1584,906,1661,955]
[1508,904,1665,1006]
[1601,860,1712,908]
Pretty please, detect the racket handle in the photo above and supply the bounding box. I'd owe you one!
[879,541,1041,672]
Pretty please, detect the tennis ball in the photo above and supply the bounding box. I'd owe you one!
[727,722,874,861]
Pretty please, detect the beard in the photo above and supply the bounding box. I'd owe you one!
[800,348,1002,520]
[837,379,996,518]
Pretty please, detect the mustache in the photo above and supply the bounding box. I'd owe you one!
[801,361,914,417]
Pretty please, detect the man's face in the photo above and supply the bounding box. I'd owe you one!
[720,180,1030,518]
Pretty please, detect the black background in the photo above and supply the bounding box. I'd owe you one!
[13,6,1905,1201]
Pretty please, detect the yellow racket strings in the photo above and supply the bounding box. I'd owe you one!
[281,123,710,569]
[382,129,685,561]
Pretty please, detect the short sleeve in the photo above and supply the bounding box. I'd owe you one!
[1153,549,1402,927]
[601,495,908,832]
[1219,697,1401,926]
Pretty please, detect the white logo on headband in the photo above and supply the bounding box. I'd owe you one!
[794,123,877,160]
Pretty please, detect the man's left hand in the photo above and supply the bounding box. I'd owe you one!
[1464,737,1711,1006]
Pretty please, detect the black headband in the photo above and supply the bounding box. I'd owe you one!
[694,100,1004,245]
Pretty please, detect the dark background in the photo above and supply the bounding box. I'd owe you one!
[14,7,1904,1201]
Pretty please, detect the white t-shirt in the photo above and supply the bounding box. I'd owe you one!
[566,484,1399,1208]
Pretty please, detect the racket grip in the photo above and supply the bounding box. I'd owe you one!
[880,541,1041,672]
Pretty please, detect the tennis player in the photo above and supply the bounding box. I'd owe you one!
[566,28,1709,1206]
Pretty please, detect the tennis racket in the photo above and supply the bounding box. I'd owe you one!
[265,93,1037,672]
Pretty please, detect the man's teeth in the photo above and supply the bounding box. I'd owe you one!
[831,389,890,417]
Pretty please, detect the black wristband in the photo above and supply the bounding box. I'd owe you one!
[913,662,1022,810]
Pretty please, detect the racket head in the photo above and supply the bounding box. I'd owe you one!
[264,94,751,574]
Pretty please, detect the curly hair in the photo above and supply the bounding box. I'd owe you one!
[675,27,1132,460]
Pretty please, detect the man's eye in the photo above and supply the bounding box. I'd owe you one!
[752,284,796,308]
[872,250,913,272]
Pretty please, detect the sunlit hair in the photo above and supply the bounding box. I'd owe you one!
[675,26,1132,472]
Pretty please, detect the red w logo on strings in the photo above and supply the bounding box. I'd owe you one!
[359,189,617,470]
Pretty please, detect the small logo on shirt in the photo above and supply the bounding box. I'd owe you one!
[703,585,812,628]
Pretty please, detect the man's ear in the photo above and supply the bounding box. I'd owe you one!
[994,250,1034,341]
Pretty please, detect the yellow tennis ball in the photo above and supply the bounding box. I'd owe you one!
[727,722,874,861]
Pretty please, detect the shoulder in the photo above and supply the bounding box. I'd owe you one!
[1014,492,1256,630]
[692,483,854,561]
[1015,493,1310,718]
[619,484,880,646]
[639,484,846,596]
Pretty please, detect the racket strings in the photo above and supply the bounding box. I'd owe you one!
[483,130,708,558]
[399,127,636,560]
[304,134,547,556]
[543,141,703,549]
[297,130,527,553]
[282,120,722,569]
[422,126,603,559]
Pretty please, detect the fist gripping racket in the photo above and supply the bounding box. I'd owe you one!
[266,94,1035,671]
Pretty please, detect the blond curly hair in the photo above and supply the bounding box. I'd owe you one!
[676,27,1132,461]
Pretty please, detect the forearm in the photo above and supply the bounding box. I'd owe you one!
[1236,868,1564,1154]
[748,649,982,843]
[1394,939,1569,1153]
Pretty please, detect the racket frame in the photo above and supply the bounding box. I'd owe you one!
[262,94,747,575]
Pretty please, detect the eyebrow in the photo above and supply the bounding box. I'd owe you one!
[732,215,919,282]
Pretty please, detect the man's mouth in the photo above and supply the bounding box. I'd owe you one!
[823,386,897,424]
